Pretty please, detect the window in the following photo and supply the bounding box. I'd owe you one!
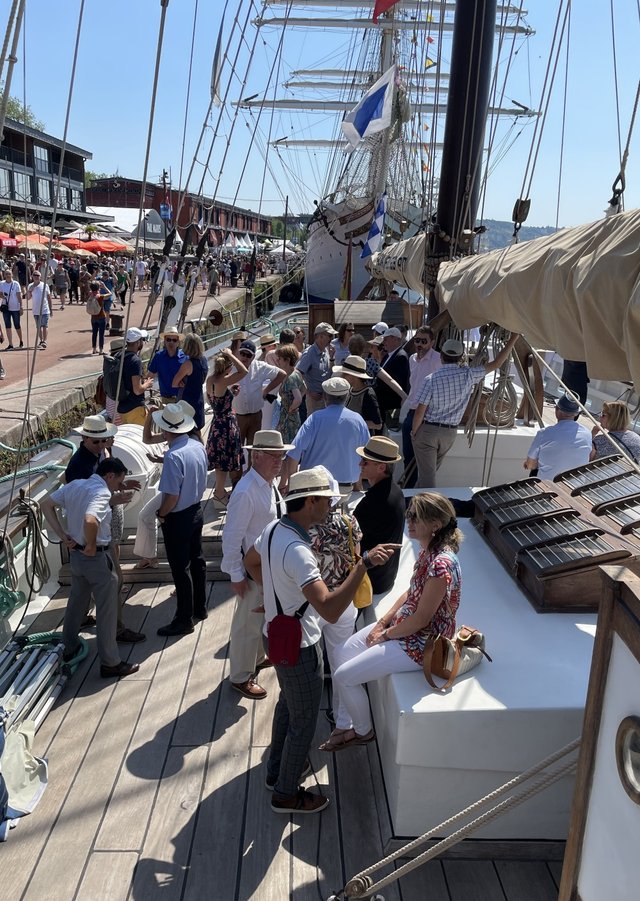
[57,185,68,209]
[33,144,50,172]
[70,188,83,211]
[0,168,10,198]
[37,178,51,206]
[13,172,32,202]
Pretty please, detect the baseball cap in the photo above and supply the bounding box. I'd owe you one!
[372,321,388,335]
[441,339,464,357]
[383,327,402,338]
[314,321,337,336]
[125,327,148,343]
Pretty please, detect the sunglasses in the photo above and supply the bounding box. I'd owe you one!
[89,438,109,445]
[414,338,431,345]
[165,337,179,343]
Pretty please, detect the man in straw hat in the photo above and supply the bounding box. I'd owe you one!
[279,376,370,495]
[411,332,520,487]
[222,430,292,700]
[333,354,382,433]
[40,457,140,679]
[244,466,400,814]
[354,436,406,594]
[147,325,186,404]
[523,392,592,481]
[152,404,209,637]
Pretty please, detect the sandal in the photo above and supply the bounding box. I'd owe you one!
[319,728,375,752]
[133,558,159,570]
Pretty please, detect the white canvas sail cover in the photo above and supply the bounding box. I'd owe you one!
[370,209,640,390]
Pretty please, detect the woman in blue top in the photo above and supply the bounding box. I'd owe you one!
[171,334,209,431]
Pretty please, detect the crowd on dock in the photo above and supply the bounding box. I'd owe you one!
[37,315,637,815]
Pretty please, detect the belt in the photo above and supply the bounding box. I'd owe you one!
[425,421,457,429]
[73,544,109,552]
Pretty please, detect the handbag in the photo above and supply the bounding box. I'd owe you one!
[342,514,373,609]
[423,625,491,692]
[265,524,308,666]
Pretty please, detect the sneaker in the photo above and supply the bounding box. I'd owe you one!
[265,759,312,791]
[271,788,329,815]
[19,342,23,348]
[0,367,5,380]
[7,344,13,350]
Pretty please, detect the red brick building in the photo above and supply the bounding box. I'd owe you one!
[86,177,272,243]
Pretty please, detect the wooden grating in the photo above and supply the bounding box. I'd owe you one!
[486,494,567,527]
[555,455,632,493]
[517,531,629,576]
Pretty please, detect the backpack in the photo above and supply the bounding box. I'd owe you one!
[102,351,131,402]
[86,295,100,315]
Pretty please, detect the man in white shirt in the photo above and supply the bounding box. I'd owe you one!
[244,467,398,815]
[233,340,286,451]
[40,458,140,679]
[0,269,24,349]
[221,431,290,700]
[402,326,441,486]
[27,270,52,348]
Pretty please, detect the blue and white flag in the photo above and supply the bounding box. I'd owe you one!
[342,66,396,149]
[361,193,387,259]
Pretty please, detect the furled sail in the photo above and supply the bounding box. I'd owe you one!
[370,209,640,390]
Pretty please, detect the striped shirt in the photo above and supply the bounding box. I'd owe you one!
[416,363,486,426]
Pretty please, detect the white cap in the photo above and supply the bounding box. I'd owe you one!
[372,321,388,335]
[125,327,148,343]
[383,327,402,338]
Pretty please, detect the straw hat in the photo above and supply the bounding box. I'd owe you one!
[285,466,337,501]
[74,415,117,438]
[161,325,183,340]
[109,337,125,353]
[356,435,402,463]
[260,333,277,348]
[151,403,195,434]
[245,430,294,452]
[321,376,350,396]
[332,355,371,380]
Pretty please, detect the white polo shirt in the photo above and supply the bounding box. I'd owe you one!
[49,473,112,546]
[233,359,281,415]
[255,518,322,647]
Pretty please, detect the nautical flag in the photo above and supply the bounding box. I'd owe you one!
[373,0,400,23]
[211,23,223,106]
[341,66,396,149]
[360,193,387,259]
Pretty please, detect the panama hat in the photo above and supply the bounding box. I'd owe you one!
[151,402,195,434]
[260,333,277,348]
[245,430,294,452]
[332,355,372,380]
[109,337,125,353]
[356,435,402,463]
[312,465,349,506]
[321,376,350,396]
[75,415,117,438]
[285,466,337,502]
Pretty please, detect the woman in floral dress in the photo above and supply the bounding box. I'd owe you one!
[274,344,304,443]
[319,492,462,750]
[205,348,248,506]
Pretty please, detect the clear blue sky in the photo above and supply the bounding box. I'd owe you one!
[3,0,639,228]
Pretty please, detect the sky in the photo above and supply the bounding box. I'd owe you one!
[2,0,639,228]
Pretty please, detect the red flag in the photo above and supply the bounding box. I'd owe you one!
[373,0,400,23]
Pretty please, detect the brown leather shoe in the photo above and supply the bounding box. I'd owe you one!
[100,661,140,679]
[231,678,267,700]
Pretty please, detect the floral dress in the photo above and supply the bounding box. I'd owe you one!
[391,545,462,665]
[277,370,305,443]
[309,511,362,589]
[205,389,243,472]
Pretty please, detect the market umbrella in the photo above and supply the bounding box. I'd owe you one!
[59,237,85,249]
[73,247,97,258]
[83,239,130,253]
[17,237,49,251]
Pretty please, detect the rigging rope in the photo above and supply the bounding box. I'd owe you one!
[554,5,571,229]
[176,0,200,197]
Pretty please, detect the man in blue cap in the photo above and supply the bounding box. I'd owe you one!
[523,392,592,480]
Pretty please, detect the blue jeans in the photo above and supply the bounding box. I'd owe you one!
[91,318,107,351]
[402,408,417,488]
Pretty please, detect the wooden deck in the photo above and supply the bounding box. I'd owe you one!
[2,498,563,900]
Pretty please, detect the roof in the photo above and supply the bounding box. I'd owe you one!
[4,117,92,159]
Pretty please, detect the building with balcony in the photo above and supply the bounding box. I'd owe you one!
[85,176,273,244]
[0,117,95,225]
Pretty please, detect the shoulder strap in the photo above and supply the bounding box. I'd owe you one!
[266,521,309,619]
[341,513,356,563]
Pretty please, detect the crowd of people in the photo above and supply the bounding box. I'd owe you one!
[37,312,640,816]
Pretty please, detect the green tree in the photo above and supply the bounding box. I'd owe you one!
[271,218,284,238]
[84,170,113,189]
[2,89,45,131]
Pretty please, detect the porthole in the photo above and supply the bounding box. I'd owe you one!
[615,715,640,804]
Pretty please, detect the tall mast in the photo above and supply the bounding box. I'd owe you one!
[368,10,395,198]
[426,0,498,316]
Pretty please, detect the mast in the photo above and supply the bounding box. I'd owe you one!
[369,9,395,199]
[426,0,498,318]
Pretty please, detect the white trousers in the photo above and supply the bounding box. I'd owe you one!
[229,580,267,684]
[320,604,358,729]
[133,491,161,560]
[332,622,421,735]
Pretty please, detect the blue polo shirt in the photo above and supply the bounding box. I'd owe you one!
[159,435,208,511]
[148,348,187,397]
[296,342,331,394]
[287,404,370,483]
